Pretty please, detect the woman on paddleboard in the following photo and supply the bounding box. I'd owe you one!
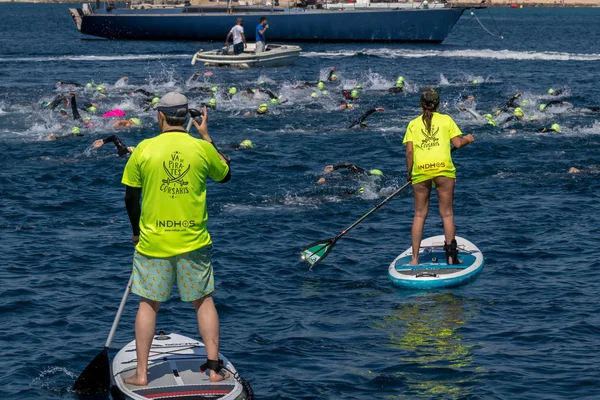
[403,88,474,265]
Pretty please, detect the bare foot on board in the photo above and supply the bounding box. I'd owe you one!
[124,372,148,386]
[209,369,231,382]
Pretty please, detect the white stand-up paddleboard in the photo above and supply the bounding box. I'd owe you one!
[111,331,251,400]
[388,235,484,289]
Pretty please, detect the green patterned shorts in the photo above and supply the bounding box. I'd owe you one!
[131,246,214,302]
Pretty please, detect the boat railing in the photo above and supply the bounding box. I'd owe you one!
[322,0,448,10]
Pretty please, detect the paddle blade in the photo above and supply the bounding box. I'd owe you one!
[300,239,336,268]
[72,347,110,395]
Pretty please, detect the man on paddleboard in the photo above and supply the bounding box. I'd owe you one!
[121,92,231,385]
[403,88,474,265]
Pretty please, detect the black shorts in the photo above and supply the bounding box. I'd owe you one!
[233,42,244,55]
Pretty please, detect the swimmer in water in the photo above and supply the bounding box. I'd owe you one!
[42,94,69,110]
[69,92,99,115]
[244,103,268,116]
[538,100,572,112]
[341,89,360,101]
[547,88,566,96]
[536,123,561,133]
[339,100,355,110]
[387,76,405,94]
[326,66,338,81]
[495,93,522,115]
[348,107,384,129]
[506,107,525,122]
[56,81,83,88]
[223,86,238,99]
[46,126,85,141]
[226,139,254,150]
[113,117,143,128]
[93,135,135,157]
[316,164,384,195]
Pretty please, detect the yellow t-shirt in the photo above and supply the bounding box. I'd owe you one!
[402,112,462,184]
[122,130,229,258]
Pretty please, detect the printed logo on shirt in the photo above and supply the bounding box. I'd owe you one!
[417,160,446,173]
[155,219,195,231]
[160,151,190,198]
[420,125,440,150]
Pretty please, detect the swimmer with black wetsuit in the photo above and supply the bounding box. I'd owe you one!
[496,93,521,114]
[326,67,338,81]
[537,123,561,133]
[56,81,84,88]
[42,94,68,110]
[538,100,572,111]
[316,163,383,184]
[69,92,98,116]
[348,107,384,128]
[387,76,405,94]
[92,135,134,157]
[547,88,566,96]
[339,100,354,110]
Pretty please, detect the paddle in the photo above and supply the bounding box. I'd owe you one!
[300,181,412,268]
[72,274,134,395]
[300,148,459,268]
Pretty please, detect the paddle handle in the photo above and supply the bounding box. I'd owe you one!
[104,273,134,349]
[186,118,194,133]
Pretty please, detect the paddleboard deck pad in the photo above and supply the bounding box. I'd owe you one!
[388,235,484,289]
[111,332,251,400]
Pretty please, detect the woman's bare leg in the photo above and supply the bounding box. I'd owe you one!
[434,176,456,245]
[410,181,432,265]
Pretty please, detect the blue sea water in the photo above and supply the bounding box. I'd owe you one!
[1,4,600,399]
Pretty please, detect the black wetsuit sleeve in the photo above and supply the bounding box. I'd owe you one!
[327,68,335,81]
[545,100,563,108]
[134,88,154,97]
[59,81,83,87]
[332,163,366,174]
[263,89,277,99]
[47,94,65,110]
[498,96,519,112]
[124,186,141,236]
[348,109,376,128]
[103,135,129,156]
[70,95,82,120]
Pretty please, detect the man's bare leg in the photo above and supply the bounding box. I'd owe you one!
[409,181,432,265]
[124,297,161,386]
[193,294,229,382]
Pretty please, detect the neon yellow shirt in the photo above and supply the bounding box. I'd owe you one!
[122,130,229,258]
[402,112,462,184]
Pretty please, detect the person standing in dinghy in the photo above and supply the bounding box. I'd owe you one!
[403,88,474,266]
[121,92,231,386]
[225,18,247,55]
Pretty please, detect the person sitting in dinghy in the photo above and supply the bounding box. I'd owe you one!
[403,88,474,266]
